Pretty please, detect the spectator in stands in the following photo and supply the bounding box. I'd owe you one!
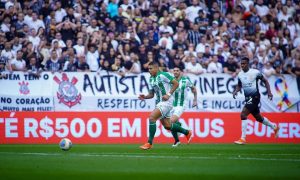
[207,55,223,73]
[12,37,22,54]
[274,62,284,77]
[11,50,26,71]
[73,38,85,57]
[187,23,201,46]
[169,55,185,72]
[111,55,125,74]
[27,56,42,77]
[107,0,119,18]
[1,42,15,61]
[255,47,269,67]
[28,28,41,51]
[195,9,209,35]
[158,57,168,72]
[0,56,11,76]
[54,1,67,23]
[76,55,90,72]
[223,55,240,77]
[46,50,62,72]
[86,44,100,72]
[185,55,206,75]
[63,54,78,72]
[262,62,276,78]
[185,0,202,23]
[0,58,7,78]
[127,53,141,74]
[26,11,45,32]
[101,59,111,71]
[56,20,77,43]
[0,16,11,33]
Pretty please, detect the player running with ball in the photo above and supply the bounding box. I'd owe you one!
[139,62,192,150]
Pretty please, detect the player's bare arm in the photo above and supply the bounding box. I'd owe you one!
[191,86,197,107]
[162,79,179,101]
[261,76,273,100]
[138,91,154,100]
[233,79,242,99]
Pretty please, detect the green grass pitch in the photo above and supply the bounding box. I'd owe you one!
[0,144,300,180]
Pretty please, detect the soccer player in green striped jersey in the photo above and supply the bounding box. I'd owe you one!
[170,66,198,147]
[138,62,192,150]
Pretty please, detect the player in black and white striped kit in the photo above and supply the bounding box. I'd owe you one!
[232,57,280,144]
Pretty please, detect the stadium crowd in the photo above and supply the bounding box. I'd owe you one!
[0,0,300,83]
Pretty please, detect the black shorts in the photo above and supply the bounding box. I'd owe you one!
[244,95,260,115]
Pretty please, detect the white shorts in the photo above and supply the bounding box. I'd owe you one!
[171,106,185,118]
[156,101,173,119]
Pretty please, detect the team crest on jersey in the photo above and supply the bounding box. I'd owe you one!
[54,73,81,108]
[18,81,30,95]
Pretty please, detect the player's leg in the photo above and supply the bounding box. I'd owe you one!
[234,106,251,144]
[161,119,192,144]
[252,112,280,138]
[170,115,181,146]
[140,108,162,150]
[170,107,184,146]
[147,108,162,144]
[251,98,280,138]
[160,102,192,144]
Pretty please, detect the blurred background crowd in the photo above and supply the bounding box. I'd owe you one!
[0,0,300,81]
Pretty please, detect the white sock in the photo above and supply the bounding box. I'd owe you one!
[262,117,276,130]
[241,120,248,140]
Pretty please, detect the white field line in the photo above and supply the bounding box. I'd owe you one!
[2,151,298,156]
[0,152,300,162]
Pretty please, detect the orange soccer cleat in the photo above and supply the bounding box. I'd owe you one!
[234,138,246,145]
[185,130,193,144]
[140,143,152,150]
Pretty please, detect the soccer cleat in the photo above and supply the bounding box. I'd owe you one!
[274,126,280,138]
[172,141,181,147]
[234,138,246,145]
[185,130,192,144]
[140,143,152,150]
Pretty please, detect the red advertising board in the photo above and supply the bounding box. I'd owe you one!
[0,112,299,144]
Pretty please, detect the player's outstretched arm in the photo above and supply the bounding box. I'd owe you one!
[261,77,273,100]
[138,91,154,100]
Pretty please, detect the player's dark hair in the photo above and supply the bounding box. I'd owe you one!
[149,61,159,67]
[174,65,183,71]
[241,57,250,63]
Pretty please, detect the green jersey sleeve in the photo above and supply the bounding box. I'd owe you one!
[159,72,174,83]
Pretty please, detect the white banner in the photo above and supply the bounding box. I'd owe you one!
[1,71,299,112]
[0,72,53,111]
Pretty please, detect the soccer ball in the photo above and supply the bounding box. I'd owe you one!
[59,138,72,151]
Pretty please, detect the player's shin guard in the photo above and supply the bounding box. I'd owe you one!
[148,122,156,145]
[171,122,188,135]
[171,121,181,142]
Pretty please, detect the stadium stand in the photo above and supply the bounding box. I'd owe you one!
[0,0,299,83]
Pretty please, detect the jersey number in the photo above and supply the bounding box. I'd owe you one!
[246,97,252,104]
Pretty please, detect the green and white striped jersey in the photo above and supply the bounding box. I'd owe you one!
[149,71,175,104]
[173,76,194,107]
